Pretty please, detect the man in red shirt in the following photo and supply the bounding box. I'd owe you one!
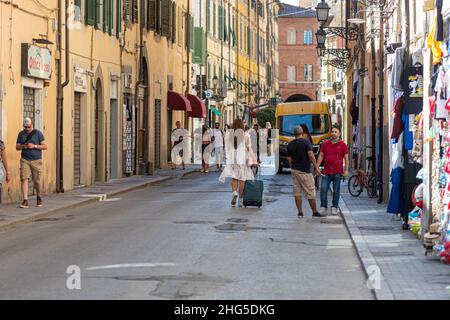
[317,124,349,216]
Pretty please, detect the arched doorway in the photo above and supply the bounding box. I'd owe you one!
[94,80,105,182]
[285,94,312,102]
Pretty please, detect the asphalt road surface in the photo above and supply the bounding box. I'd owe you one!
[0,170,374,299]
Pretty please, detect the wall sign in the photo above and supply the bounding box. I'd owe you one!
[21,44,52,80]
[74,67,87,93]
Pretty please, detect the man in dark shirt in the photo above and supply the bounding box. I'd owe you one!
[16,117,47,208]
[287,126,322,218]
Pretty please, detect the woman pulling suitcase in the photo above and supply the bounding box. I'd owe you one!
[219,118,258,207]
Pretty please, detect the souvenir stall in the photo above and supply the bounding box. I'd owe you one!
[404,5,450,263]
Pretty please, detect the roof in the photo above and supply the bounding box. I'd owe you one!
[279,3,316,18]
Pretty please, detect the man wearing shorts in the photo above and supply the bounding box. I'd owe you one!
[16,117,47,208]
[287,126,322,218]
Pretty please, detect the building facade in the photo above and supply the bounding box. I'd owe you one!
[0,0,196,203]
[278,3,321,103]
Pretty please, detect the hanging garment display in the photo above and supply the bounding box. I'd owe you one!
[402,66,424,114]
[391,96,405,141]
[434,65,450,120]
[427,16,443,65]
[391,47,406,91]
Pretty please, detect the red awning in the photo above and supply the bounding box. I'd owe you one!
[186,94,207,118]
[167,91,192,112]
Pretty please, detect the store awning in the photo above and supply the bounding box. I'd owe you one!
[211,107,222,116]
[167,91,192,112]
[186,94,207,118]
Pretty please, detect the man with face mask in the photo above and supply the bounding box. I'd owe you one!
[317,123,349,216]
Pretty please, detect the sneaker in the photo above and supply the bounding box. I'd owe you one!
[20,200,29,209]
[331,207,339,216]
[205,170,209,173]
[231,191,238,206]
[298,212,304,218]
[37,196,43,207]
[238,198,244,207]
[313,207,327,218]
[200,169,205,173]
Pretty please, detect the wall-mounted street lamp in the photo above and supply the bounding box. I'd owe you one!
[315,0,359,41]
[316,28,327,47]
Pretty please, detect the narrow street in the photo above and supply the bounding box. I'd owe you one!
[0,171,373,300]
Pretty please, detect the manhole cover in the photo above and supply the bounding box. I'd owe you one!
[226,218,248,223]
[214,223,247,231]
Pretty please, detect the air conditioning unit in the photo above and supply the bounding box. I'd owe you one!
[123,73,132,89]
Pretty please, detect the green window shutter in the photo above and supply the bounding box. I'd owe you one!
[171,2,176,42]
[218,6,222,40]
[116,0,121,37]
[110,0,113,35]
[95,0,99,29]
[190,16,194,51]
[206,0,210,33]
[132,0,138,23]
[86,0,96,25]
[193,27,206,65]
[213,3,216,38]
[161,0,170,37]
[148,0,156,30]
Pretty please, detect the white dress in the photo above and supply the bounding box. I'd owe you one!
[219,131,256,183]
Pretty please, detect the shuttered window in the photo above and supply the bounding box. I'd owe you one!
[287,29,296,45]
[213,3,216,38]
[116,0,121,37]
[86,0,97,25]
[304,64,313,81]
[287,65,296,82]
[178,7,182,46]
[161,0,170,37]
[132,0,138,23]
[171,2,176,43]
[218,5,222,40]
[148,0,156,30]
[123,0,132,21]
[206,0,210,33]
[103,0,113,34]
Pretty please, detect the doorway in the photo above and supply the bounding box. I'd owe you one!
[95,80,104,182]
[73,92,82,186]
[154,99,161,169]
[110,98,119,179]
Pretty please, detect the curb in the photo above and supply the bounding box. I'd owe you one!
[0,171,198,232]
[339,197,396,300]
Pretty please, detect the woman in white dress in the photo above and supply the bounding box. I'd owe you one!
[219,118,257,207]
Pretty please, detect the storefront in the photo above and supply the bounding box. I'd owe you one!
[386,5,450,264]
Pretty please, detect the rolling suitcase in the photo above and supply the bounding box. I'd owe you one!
[243,166,263,208]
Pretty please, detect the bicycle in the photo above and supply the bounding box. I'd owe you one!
[348,156,377,198]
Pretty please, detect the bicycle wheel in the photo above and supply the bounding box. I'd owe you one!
[348,174,363,197]
[367,175,377,198]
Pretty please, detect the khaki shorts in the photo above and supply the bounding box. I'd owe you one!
[20,158,42,183]
[291,169,316,199]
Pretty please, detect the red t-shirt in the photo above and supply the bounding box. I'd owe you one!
[321,140,348,175]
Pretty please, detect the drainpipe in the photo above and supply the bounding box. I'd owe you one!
[370,38,376,178]
[377,13,385,204]
[134,0,144,174]
[56,0,70,193]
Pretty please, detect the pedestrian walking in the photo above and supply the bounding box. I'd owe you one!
[317,123,349,216]
[171,121,186,170]
[287,126,322,218]
[212,122,225,171]
[266,122,272,156]
[201,125,212,173]
[219,118,257,207]
[16,117,47,208]
[0,139,11,203]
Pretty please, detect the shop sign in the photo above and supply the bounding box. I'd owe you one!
[74,67,87,93]
[21,44,52,80]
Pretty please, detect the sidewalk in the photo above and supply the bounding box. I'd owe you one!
[339,184,450,300]
[0,165,200,231]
